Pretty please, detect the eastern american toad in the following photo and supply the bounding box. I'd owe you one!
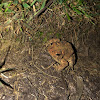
[46,39,75,72]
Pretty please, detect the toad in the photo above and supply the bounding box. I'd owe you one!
[46,39,75,72]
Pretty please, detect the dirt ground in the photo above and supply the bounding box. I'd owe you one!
[0,1,100,100]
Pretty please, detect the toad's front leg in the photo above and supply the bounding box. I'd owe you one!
[53,61,69,72]
[65,54,75,72]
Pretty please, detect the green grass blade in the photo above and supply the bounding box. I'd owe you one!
[72,7,82,15]
[5,2,12,12]
[40,0,46,10]
[34,0,46,16]
[66,13,71,21]
[30,0,37,6]
[23,3,30,9]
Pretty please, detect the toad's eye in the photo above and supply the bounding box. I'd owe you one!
[56,54,61,56]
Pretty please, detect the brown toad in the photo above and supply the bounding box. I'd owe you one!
[46,39,75,72]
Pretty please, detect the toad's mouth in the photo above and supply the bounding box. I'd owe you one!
[56,53,61,56]
[56,52,64,59]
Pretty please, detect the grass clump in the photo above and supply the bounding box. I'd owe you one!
[0,0,95,37]
[0,0,93,19]
[57,0,93,20]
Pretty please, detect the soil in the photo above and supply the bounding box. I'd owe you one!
[0,1,100,100]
